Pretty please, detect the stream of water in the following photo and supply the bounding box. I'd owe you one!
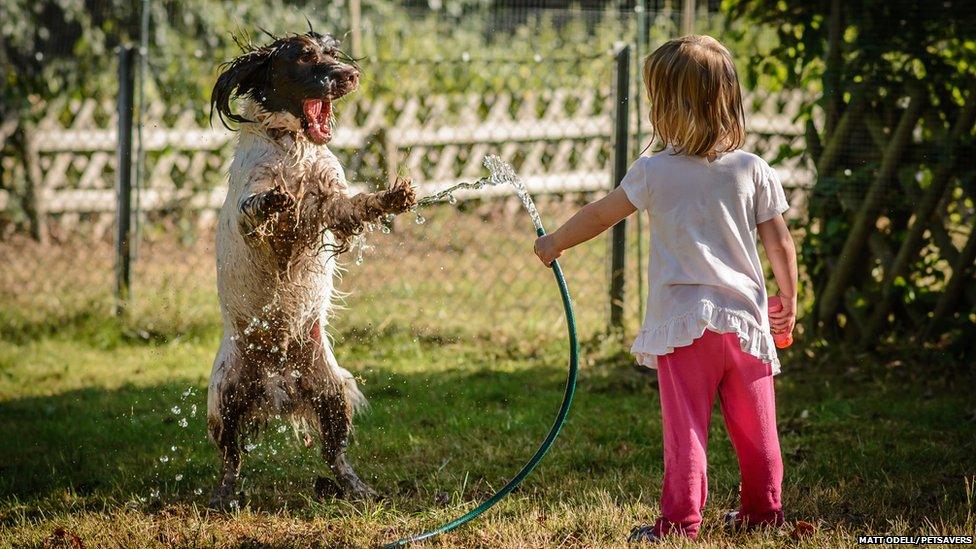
[415,154,544,231]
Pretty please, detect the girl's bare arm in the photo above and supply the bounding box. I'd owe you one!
[757,214,798,335]
[534,187,636,265]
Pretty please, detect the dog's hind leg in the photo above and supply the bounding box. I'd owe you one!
[210,420,243,509]
[207,343,248,509]
[315,387,379,500]
[310,338,378,500]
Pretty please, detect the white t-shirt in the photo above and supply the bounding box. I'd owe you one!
[620,147,790,374]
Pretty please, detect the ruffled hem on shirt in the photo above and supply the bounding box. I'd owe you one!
[630,299,781,375]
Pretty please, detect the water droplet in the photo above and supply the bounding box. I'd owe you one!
[229,500,239,510]
[178,418,188,428]
[448,194,458,205]
[171,406,181,415]
[194,488,203,495]
[245,443,258,452]
[159,455,169,463]
[150,489,160,498]
[415,214,426,225]
[171,445,178,452]
[380,224,391,234]
[175,474,183,481]
[190,404,197,417]
[290,370,301,378]
[277,424,288,433]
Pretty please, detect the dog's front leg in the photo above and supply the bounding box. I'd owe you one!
[238,184,294,237]
[321,176,416,239]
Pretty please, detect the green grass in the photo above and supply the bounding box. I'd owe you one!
[1,219,974,547]
[2,311,975,547]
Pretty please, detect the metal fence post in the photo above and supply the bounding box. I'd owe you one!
[682,0,696,36]
[115,45,136,316]
[609,44,631,331]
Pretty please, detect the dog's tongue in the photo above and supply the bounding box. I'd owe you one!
[302,99,332,144]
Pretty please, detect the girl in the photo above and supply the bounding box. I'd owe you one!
[534,35,797,542]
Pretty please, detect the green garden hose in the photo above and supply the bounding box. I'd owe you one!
[383,226,580,547]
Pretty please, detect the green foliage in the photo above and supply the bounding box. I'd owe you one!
[1,0,136,119]
[2,2,774,120]
[727,0,976,345]
[0,1,634,109]
[726,0,976,93]
[146,3,640,109]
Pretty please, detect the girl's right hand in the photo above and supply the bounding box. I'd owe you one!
[769,292,796,335]
[534,234,563,266]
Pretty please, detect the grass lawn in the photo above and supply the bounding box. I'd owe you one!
[1,214,974,547]
[2,305,975,547]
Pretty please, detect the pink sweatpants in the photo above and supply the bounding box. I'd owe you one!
[653,330,783,539]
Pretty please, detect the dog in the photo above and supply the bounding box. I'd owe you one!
[206,28,415,508]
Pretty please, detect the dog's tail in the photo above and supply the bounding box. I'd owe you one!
[334,364,368,416]
[287,358,367,441]
[315,321,368,417]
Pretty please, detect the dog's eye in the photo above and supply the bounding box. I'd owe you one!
[299,50,317,63]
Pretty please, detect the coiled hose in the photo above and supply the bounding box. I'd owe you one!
[383,226,579,547]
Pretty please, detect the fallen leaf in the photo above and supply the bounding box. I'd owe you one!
[43,527,84,549]
[791,520,816,539]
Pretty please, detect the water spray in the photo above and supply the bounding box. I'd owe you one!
[383,156,580,547]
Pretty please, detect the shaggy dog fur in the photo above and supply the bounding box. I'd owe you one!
[206,29,415,507]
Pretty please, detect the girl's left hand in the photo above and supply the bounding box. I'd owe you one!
[534,235,562,266]
[769,292,796,335]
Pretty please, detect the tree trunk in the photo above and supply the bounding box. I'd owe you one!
[13,127,48,244]
[923,226,976,341]
[817,88,925,327]
[864,90,976,340]
[823,0,844,137]
[816,90,865,176]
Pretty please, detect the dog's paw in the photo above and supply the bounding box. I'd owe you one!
[241,186,294,226]
[347,484,382,502]
[380,176,416,214]
[313,476,342,501]
[259,185,295,214]
[207,491,243,512]
[339,478,382,502]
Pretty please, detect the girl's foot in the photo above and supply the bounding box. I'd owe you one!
[627,525,661,544]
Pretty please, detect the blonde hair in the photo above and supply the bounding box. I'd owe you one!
[642,35,745,157]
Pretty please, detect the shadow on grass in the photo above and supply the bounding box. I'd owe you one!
[1,352,974,531]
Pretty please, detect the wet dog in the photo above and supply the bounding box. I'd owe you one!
[207,28,415,507]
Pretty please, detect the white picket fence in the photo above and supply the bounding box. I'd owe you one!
[0,87,813,235]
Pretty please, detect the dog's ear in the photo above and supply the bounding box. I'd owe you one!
[210,47,273,129]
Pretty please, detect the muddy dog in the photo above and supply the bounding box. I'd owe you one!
[207,29,415,508]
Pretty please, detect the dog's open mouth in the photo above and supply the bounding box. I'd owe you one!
[302,98,333,144]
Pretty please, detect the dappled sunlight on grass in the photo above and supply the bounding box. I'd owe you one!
[1,320,974,546]
[2,213,974,546]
